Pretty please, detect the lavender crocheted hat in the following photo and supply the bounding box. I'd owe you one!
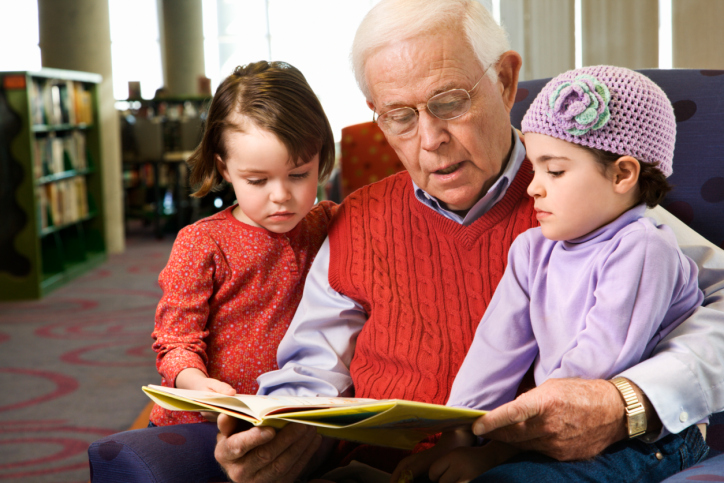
[521,65,676,177]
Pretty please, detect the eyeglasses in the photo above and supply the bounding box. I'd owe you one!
[373,67,490,136]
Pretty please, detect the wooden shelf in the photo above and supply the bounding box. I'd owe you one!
[36,167,94,185]
[32,123,93,133]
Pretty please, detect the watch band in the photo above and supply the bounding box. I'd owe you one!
[610,377,647,438]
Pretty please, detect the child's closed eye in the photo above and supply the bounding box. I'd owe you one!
[290,171,311,180]
[547,170,564,178]
[246,178,266,186]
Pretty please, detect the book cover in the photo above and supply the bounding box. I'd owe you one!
[73,83,93,125]
[30,79,46,126]
[46,183,61,227]
[73,131,87,170]
[143,385,486,450]
[74,177,89,218]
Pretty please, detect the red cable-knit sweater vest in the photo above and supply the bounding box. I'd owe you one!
[328,160,537,407]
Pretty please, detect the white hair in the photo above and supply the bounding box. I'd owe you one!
[351,0,510,101]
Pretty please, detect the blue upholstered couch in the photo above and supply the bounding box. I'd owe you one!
[88,69,724,482]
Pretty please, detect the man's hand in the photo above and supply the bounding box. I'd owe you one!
[215,414,322,483]
[472,378,628,461]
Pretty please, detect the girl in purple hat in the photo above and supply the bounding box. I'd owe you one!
[392,66,708,483]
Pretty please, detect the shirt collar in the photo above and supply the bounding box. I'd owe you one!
[412,129,527,226]
[562,203,647,248]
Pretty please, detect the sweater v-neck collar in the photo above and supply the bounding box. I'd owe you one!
[408,159,534,244]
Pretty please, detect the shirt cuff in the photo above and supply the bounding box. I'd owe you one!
[619,351,710,440]
[159,349,208,387]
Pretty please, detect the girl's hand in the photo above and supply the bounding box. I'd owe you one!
[429,442,520,483]
[390,430,476,483]
[390,452,431,483]
[176,368,236,421]
[428,446,494,483]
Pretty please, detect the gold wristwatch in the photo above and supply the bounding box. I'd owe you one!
[610,377,647,438]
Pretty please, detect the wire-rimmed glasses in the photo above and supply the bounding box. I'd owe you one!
[373,68,490,136]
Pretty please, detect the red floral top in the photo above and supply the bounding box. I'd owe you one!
[150,201,336,426]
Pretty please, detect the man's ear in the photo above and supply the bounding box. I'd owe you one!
[496,50,522,113]
[366,100,376,113]
[216,154,231,183]
[612,156,640,194]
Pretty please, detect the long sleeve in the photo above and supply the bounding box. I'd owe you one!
[257,237,368,397]
[152,227,220,386]
[621,205,724,437]
[447,235,538,410]
[547,221,702,381]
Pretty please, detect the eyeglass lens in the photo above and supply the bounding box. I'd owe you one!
[377,88,473,135]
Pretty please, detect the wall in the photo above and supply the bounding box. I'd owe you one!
[500,0,724,81]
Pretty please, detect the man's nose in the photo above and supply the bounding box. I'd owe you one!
[418,110,449,152]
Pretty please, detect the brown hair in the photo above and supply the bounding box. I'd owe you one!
[586,147,672,208]
[187,61,336,198]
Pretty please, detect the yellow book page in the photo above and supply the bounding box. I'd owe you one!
[144,385,379,418]
[276,400,485,433]
[269,401,486,449]
[143,386,487,450]
[143,386,261,424]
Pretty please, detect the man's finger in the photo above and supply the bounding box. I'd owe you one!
[217,413,255,438]
[217,413,236,437]
[473,393,541,436]
[285,432,323,479]
[220,426,277,462]
[201,411,219,422]
[252,424,319,482]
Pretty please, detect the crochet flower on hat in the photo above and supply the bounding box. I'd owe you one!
[548,74,611,136]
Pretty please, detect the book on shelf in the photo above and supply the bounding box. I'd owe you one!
[33,131,88,178]
[37,186,48,230]
[73,82,93,125]
[32,138,44,179]
[72,131,87,169]
[74,177,89,218]
[143,385,487,450]
[46,183,61,227]
[62,131,87,170]
[42,177,90,228]
[41,81,63,125]
[30,79,45,125]
[30,78,93,127]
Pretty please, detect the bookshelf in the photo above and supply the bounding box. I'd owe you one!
[0,68,106,301]
[119,96,217,237]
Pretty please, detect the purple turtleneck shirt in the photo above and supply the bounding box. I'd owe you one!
[448,203,704,411]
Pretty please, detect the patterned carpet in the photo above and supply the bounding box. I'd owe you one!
[0,232,175,482]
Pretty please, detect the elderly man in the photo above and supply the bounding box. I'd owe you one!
[215,0,724,481]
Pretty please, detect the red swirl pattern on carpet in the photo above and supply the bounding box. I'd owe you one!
[0,236,174,482]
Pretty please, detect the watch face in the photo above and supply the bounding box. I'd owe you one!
[628,413,647,436]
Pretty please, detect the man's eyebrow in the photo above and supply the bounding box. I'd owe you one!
[379,82,463,110]
[429,81,460,97]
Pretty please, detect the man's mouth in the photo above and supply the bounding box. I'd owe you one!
[435,163,462,175]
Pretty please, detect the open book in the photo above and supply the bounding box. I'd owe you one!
[143,385,487,450]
